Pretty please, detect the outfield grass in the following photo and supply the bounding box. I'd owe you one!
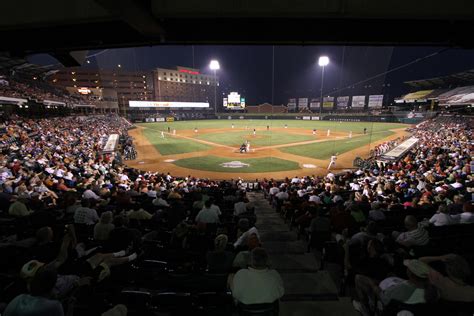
[280,130,393,160]
[173,156,300,173]
[141,128,211,155]
[137,120,408,133]
[197,130,314,147]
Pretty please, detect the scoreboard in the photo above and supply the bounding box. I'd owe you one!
[224,92,245,110]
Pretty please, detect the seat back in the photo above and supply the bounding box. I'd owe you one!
[237,300,279,316]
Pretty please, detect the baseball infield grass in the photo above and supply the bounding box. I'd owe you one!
[173,156,300,173]
[280,130,394,160]
[142,128,211,155]
[197,130,314,147]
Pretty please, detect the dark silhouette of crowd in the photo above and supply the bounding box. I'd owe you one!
[0,113,472,316]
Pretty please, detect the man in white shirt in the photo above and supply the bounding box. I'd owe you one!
[275,189,289,201]
[268,184,279,197]
[234,198,248,216]
[195,199,221,224]
[429,204,455,226]
[231,248,284,305]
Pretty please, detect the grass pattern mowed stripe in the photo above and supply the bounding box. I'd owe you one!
[173,156,300,173]
[137,120,408,133]
[280,131,393,160]
[196,130,314,147]
[142,128,211,155]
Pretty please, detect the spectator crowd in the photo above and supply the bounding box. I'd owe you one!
[0,113,471,316]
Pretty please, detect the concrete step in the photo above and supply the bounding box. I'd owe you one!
[269,253,318,272]
[259,231,299,242]
[280,297,359,316]
[262,241,307,254]
[280,271,338,300]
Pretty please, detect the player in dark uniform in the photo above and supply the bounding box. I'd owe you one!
[363,127,367,134]
[167,126,171,133]
[267,125,269,131]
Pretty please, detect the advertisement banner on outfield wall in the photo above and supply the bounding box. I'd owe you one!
[303,116,311,120]
[351,96,366,108]
[145,118,155,122]
[309,98,320,108]
[287,98,297,109]
[129,101,209,108]
[298,98,308,109]
[311,116,320,120]
[156,118,165,122]
[336,96,350,108]
[165,117,174,122]
[368,95,384,108]
[323,96,335,108]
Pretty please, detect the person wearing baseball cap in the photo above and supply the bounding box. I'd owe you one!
[353,259,438,315]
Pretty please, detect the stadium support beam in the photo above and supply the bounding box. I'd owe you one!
[94,0,165,38]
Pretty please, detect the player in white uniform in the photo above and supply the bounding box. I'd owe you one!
[194,127,198,133]
[284,124,288,129]
[253,128,256,136]
[312,128,316,135]
[327,129,331,137]
[232,123,234,129]
[349,131,352,138]
[161,131,165,139]
[327,154,337,170]
[246,140,250,152]
[173,129,176,135]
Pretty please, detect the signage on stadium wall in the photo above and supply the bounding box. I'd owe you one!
[351,96,366,108]
[287,98,297,108]
[78,87,92,95]
[145,118,155,122]
[336,96,350,108]
[129,101,209,108]
[368,95,384,108]
[323,96,335,108]
[311,116,320,120]
[309,98,320,108]
[166,117,174,122]
[298,98,308,108]
[303,116,311,120]
[156,118,165,122]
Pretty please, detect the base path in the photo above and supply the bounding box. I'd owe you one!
[126,125,409,180]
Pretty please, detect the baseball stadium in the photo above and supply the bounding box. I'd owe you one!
[1,2,474,316]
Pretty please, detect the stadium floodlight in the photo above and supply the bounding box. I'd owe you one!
[318,56,330,116]
[209,60,220,70]
[209,60,220,116]
[318,56,329,67]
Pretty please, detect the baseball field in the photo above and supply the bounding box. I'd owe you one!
[126,119,410,180]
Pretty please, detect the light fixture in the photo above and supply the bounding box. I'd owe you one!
[318,56,329,66]
[209,60,220,70]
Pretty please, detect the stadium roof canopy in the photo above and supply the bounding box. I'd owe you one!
[1,0,474,66]
[405,69,474,89]
[0,54,58,77]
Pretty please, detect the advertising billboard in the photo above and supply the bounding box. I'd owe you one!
[129,101,209,108]
[351,96,366,108]
[368,95,384,108]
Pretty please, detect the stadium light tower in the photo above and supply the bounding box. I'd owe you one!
[209,60,220,116]
[318,56,329,117]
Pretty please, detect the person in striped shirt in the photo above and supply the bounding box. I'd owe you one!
[393,215,429,247]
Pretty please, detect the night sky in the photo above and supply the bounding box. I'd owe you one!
[28,46,474,105]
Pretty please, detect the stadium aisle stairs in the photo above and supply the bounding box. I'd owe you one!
[248,192,358,316]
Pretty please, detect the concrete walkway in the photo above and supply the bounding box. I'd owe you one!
[247,191,358,316]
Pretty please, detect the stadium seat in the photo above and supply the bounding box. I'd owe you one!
[237,300,279,316]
